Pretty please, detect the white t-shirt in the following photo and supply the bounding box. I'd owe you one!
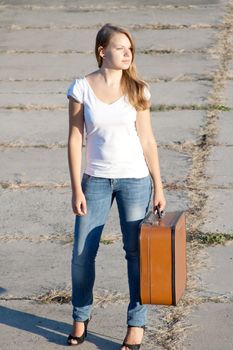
[67,77,150,178]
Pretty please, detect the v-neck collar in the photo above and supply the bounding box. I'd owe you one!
[84,76,125,106]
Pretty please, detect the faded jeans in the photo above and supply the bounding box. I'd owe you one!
[71,173,152,326]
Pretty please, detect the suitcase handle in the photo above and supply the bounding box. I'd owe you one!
[154,205,163,219]
[143,206,164,225]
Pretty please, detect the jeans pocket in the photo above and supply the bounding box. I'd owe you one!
[81,173,92,186]
[83,173,91,179]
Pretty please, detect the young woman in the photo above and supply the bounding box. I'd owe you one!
[67,23,166,350]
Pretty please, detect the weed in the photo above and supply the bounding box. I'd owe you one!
[200,232,233,245]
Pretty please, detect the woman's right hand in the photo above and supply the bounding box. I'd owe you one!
[72,190,87,216]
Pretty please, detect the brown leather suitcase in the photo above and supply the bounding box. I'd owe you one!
[139,210,186,306]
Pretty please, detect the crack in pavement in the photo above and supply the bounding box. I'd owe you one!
[2,180,232,192]
[0,103,231,111]
[0,48,212,55]
[0,4,201,11]
[1,73,233,83]
[152,1,233,349]
[1,23,224,31]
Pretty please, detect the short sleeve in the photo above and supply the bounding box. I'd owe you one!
[143,85,151,101]
[67,78,84,103]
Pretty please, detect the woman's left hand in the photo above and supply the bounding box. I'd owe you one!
[153,189,166,213]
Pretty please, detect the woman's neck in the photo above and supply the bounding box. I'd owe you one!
[98,68,123,87]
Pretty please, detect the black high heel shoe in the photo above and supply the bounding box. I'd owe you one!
[121,325,146,350]
[67,317,91,346]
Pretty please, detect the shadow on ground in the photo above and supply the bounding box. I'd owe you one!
[0,306,121,349]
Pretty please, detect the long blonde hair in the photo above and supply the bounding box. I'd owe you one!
[95,23,151,111]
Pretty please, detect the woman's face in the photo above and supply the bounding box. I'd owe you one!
[101,33,133,70]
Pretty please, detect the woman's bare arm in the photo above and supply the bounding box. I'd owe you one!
[136,109,166,211]
[68,97,87,215]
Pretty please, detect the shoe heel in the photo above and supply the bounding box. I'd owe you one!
[84,317,91,338]
[67,317,91,346]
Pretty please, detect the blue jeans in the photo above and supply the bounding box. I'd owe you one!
[71,173,152,326]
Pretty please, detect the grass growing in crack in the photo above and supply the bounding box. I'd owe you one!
[61,234,120,246]
[37,289,127,306]
[0,143,67,149]
[100,238,115,244]
[37,289,71,304]
[150,299,193,350]
[100,234,120,245]
[0,181,70,190]
[2,104,66,111]
[213,104,231,111]
[200,232,233,245]
[150,103,231,112]
[157,4,233,348]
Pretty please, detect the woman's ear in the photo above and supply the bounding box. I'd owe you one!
[98,46,105,58]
